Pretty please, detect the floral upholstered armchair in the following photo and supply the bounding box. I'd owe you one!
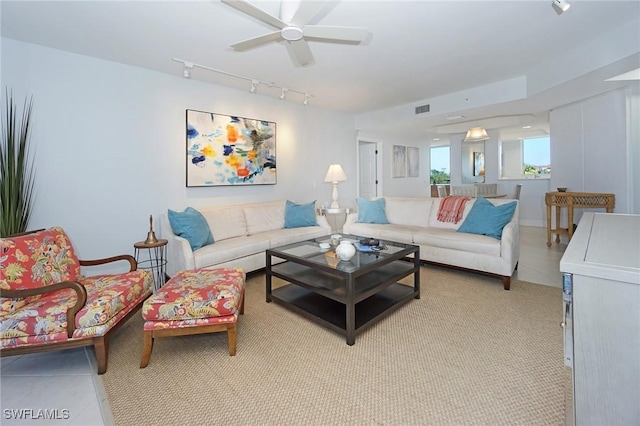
[0,227,153,374]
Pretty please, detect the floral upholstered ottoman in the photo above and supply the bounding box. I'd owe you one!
[139,268,245,368]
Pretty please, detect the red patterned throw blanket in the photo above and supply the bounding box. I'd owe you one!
[437,195,471,224]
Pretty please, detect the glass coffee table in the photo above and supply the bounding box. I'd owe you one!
[266,236,420,345]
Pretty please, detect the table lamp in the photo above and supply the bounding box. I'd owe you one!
[324,164,347,209]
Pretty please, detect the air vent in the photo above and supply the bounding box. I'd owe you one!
[415,104,430,115]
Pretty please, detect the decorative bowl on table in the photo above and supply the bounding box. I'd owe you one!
[335,240,356,261]
[557,187,567,192]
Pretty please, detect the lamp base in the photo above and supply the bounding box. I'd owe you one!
[330,182,340,209]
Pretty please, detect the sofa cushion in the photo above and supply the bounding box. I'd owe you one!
[413,228,501,257]
[284,200,317,228]
[356,198,389,224]
[428,198,475,230]
[0,227,81,291]
[264,226,329,248]
[168,207,214,250]
[344,222,417,244]
[384,197,432,228]
[457,196,517,239]
[244,201,285,235]
[201,207,247,242]
[142,268,244,321]
[193,235,270,269]
[0,269,151,344]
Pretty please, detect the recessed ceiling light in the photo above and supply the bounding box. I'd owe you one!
[445,115,465,121]
[433,138,440,141]
[522,125,532,129]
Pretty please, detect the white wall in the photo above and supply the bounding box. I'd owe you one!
[550,88,633,226]
[1,38,357,261]
[628,84,640,214]
[357,131,430,198]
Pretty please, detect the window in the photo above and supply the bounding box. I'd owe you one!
[430,146,450,184]
[500,136,550,179]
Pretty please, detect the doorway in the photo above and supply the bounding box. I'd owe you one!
[358,139,381,199]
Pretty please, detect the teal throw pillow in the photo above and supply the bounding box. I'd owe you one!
[284,200,317,228]
[167,207,214,250]
[457,196,517,239]
[356,198,389,224]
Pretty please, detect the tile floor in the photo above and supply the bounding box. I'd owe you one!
[0,226,567,426]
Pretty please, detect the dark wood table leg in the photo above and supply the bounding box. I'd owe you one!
[414,249,421,299]
[346,275,355,345]
[266,252,273,303]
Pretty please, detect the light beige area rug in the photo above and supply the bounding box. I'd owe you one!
[100,266,564,425]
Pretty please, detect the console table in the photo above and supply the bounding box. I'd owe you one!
[545,191,615,247]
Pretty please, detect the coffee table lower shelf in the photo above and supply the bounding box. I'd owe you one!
[271,283,415,344]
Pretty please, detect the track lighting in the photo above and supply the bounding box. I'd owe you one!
[183,62,193,79]
[173,58,311,105]
[552,0,571,15]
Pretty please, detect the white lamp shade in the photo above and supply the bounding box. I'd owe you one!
[464,127,490,142]
[324,164,347,182]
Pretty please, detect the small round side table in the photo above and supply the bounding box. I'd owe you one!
[134,239,168,292]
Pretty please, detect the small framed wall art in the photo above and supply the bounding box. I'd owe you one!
[186,109,277,186]
[407,146,420,177]
[392,145,406,178]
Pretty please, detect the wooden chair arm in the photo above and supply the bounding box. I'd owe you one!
[0,281,88,338]
[80,254,137,272]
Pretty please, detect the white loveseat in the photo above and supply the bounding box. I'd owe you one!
[343,197,519,289]
[160,200,332,277]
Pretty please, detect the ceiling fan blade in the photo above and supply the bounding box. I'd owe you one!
[221,0,286,29]
[303,25,368,43]
[289,1,334,26]
[230,31,283,51]
[286,39,315,67]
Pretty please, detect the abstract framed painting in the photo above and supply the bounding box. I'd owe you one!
[407,146,420,177]
[186,109,276,186]
[392,145,406,178]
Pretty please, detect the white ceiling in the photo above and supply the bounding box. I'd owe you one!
[2,0,639,142]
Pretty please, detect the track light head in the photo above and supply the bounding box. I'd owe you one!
[280,88,288,100]
[183,62,194,79]
[552,0,571,15]
[303,94,309,106]
[250,80,258,93]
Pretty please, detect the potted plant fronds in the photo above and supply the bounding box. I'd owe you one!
[1,90,35,237]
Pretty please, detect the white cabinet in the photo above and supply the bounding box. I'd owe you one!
[560,213,640,425]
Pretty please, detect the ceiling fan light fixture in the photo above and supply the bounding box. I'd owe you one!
[222,0,368,67]
[281,26,304,41]
[552,0,571,15]
[464,127,490,142]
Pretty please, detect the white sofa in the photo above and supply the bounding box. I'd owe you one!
[160,200,332,277]
[343,197,519,290]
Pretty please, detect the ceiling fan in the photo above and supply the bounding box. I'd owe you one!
[221,0,369,67]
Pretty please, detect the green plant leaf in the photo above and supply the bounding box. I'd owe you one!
[1,89,36,237]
